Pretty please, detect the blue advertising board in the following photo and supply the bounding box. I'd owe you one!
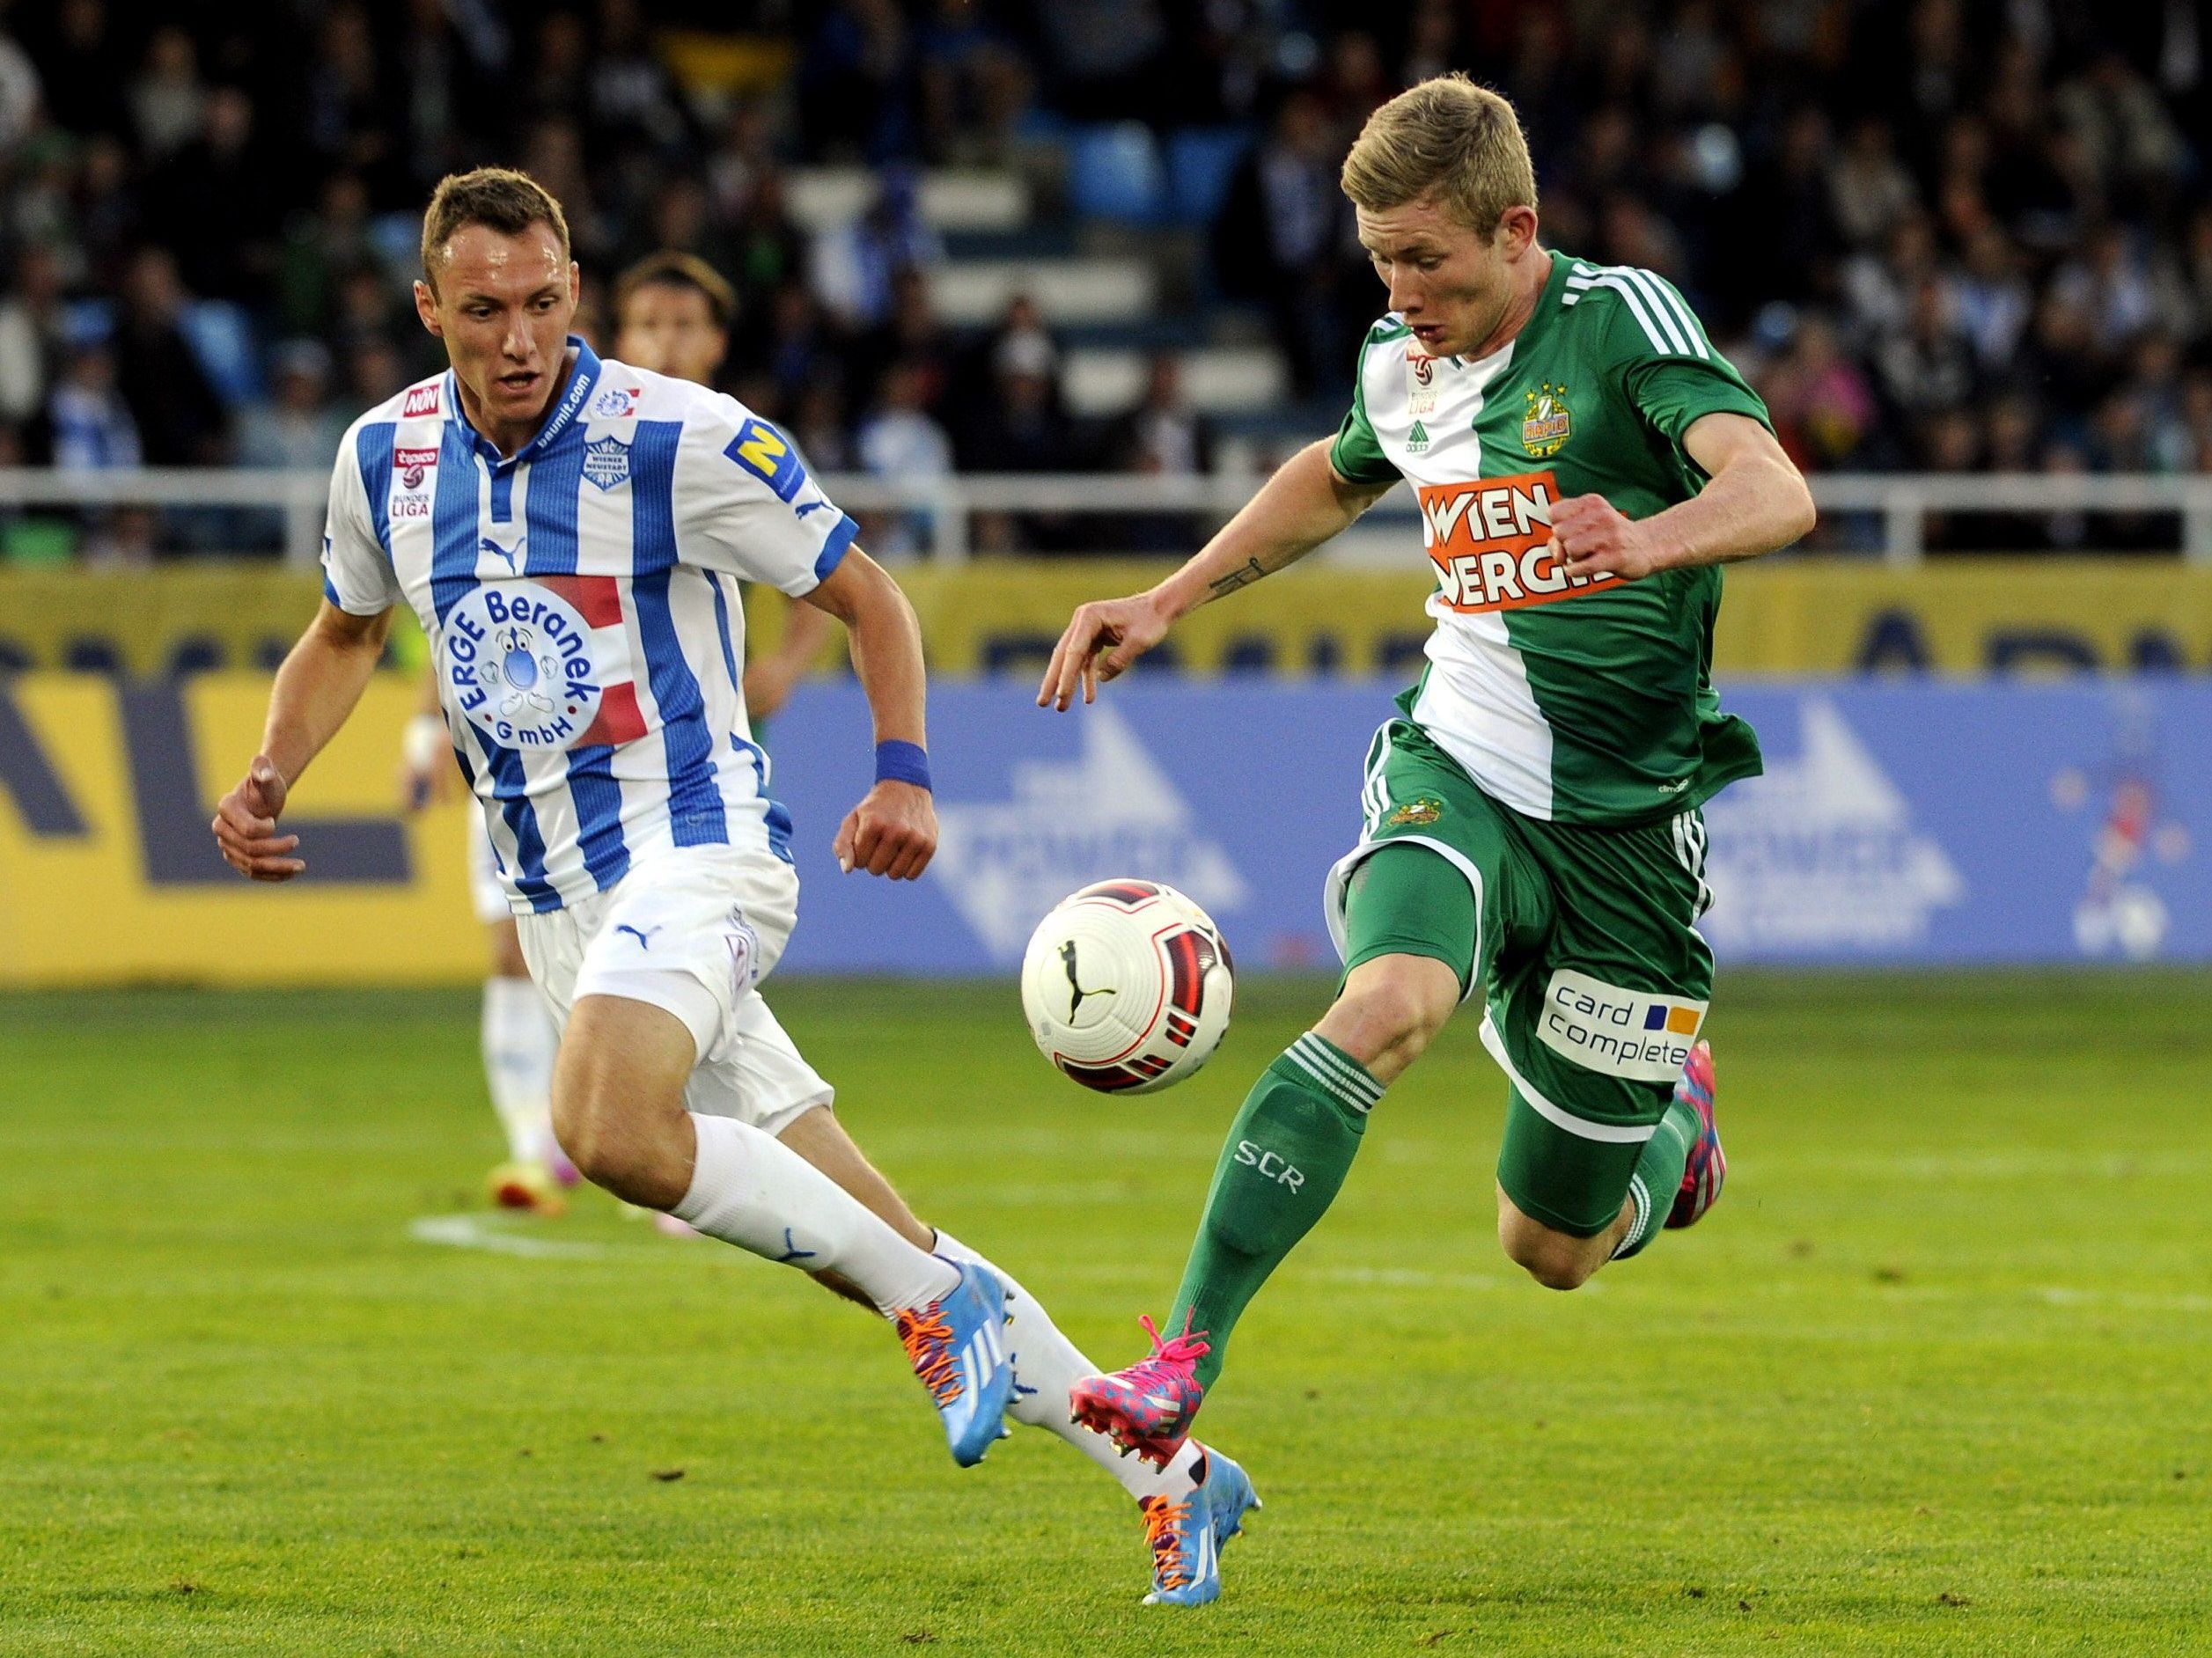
[761,679,2212,973]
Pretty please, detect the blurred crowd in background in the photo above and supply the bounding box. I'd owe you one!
[0,0,2207,559]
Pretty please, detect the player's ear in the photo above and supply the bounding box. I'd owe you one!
[414,279,444,338]
[568,261,582,308]
[1495,205,1540,260]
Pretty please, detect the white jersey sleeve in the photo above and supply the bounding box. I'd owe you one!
[672,392,860,598]
[319,422,404,616]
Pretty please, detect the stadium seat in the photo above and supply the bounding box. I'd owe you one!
[179,302,263,407]
[927,258,1157,326]
[1165,128,1253,226]
[1062,345,1288,416]
[61,297,116,348]
[370,211,423,278]
[1067,122,1167,225]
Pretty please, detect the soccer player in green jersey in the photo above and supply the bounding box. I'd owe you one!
[1038,76,1816,1477]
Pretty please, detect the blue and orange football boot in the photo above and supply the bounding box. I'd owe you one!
[1139,1448,1261,1606]
[488,1159,568,1216]
[894,1260,1015,1466]
[1069,1313,1210,1466]
[1666,1040,1726,1229]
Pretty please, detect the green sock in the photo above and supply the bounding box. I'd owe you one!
[1611,1096,1701,1260]
[1168,1032,1381,1390]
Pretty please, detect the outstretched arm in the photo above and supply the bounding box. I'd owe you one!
[801,547,936,881]
[1552,413,1815,582]
[212,601,392,880]
[1037,438,1395,710]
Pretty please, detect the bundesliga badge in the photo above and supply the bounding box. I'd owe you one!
[1522,383,1571,456]
[1407,351,1439,416]
[443,582,605,750]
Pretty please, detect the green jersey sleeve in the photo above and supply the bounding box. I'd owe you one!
[1628,356,1772,444]
[1328,328,1402,487]
[1592,271,1772,444]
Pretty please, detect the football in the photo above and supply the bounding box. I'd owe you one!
[1018,879,1235,1093]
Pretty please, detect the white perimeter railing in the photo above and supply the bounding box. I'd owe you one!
[5,467,2212,569]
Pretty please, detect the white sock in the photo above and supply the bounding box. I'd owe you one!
[481,975,557,1163]
[674,1113,959,1315]
[933,1229,1204,1502]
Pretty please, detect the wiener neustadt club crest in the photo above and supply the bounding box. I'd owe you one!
[582,435,632,491]
[1522,383,1572,456]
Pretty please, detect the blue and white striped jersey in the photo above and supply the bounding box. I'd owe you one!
[320,337,856,912]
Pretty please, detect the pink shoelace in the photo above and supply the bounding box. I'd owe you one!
[1128,1312,1212,1383]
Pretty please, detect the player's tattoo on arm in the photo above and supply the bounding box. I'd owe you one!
[1208,557,1269,598]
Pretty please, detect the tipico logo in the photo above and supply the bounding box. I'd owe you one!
[442,583,604,750]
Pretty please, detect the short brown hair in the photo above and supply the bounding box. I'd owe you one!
[420,167,572,295]
[1340,75,1538,234]
[613,251,737,332]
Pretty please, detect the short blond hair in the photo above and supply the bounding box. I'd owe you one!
[420,167,571,296]
[1340,75,1537,234]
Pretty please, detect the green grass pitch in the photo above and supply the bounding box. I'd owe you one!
[3,973,2208,1656]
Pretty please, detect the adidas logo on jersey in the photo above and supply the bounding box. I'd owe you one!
[1406,420,1430,454]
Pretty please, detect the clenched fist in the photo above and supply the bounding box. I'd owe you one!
[1551,493,1670,583]
[211,754,305,881]
[833,780,937,880]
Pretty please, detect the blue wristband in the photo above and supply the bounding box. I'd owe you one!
[875,739,931,791]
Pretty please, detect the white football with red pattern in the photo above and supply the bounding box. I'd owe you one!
[1019,879,1235,1094]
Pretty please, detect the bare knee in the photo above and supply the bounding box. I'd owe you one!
[1497,1206,1603,1292]
[1312,955,1461,1082]
[556,1108,686,1207]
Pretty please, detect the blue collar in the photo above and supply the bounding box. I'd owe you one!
[446,335,603,470]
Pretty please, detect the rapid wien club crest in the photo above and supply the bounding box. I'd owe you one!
[1522,382,1571,456]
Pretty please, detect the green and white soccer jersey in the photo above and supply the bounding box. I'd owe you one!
[1329,253,1770,827]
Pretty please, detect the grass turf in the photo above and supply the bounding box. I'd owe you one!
[2,973,2208,1656]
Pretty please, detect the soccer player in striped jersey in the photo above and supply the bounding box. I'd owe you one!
[399,250,833,1223]
[1040,78,1815,1494]
[214,168,1253,1603]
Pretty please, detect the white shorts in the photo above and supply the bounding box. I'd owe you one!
[515,845,833,1139]
[466,818,511,927]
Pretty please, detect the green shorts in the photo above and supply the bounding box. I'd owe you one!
[1323,715,1715,1236]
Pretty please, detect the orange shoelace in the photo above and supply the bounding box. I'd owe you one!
[896,1305,963,1405]
[1142,1497,1196,1590]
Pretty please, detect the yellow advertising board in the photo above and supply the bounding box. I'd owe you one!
[0,674,481,987]
[3,560,2209,679]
